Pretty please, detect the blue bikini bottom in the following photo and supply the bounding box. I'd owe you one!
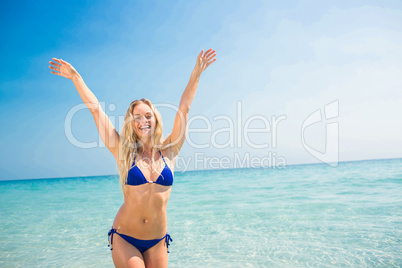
[108,228,172,253]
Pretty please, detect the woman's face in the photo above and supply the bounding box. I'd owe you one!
[132,102,156,139]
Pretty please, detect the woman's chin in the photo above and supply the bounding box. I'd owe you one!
[137,131,153,141]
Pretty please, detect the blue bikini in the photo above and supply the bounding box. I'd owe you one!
[127,151,174,187]
[108,229,172,253]
[108,151,173,253]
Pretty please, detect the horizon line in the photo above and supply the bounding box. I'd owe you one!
[1,156,401,183]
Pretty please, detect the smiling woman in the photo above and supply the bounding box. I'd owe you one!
[49,49,216,268]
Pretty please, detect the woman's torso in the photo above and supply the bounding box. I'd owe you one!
[113,148,175,239]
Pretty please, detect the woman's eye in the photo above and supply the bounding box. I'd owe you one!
[146,115,152,119]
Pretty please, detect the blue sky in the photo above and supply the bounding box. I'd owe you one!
[1,0,401,180]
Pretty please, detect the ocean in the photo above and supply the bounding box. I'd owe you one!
[1,158,401,267]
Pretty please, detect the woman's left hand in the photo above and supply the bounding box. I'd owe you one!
[194,49,216,76]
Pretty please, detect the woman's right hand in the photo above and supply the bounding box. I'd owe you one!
[49,58,78,80]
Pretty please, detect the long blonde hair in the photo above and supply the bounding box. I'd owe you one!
[118,98,165,187]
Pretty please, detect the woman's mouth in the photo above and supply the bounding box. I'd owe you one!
[139,125,151,130]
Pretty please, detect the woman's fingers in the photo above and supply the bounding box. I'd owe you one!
[204,48,213,55]
[52,58,62,64]
[201,49,216,64]
[206,53,216,62]
[195,49,217,72]
[50,70,61,76]
[49,57,75,79]
[49,61,61,68]
[49,60,61,74]
[204,49,215,57]
[206,58,216,68]
[49,65,59,71]
[51,58,69,66]
[49,65,61,75]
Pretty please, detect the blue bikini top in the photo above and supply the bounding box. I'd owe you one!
[127,151,173,186]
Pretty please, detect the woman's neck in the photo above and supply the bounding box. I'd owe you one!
[140,143,153,156]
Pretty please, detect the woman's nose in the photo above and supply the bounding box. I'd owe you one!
[140,116,149,124]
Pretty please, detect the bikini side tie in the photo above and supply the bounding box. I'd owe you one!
[165,234,173,253]
[108,228,117,250]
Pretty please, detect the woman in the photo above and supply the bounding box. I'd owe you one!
[49,49,216,267]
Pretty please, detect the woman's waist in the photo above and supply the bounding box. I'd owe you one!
[113,203,168,239]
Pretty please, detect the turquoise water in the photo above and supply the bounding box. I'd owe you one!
[1,158,401,267]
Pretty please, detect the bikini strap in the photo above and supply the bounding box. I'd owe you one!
[159,150,167,164]
[131,153,137,168]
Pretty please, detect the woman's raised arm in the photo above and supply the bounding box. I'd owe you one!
[168,49,216,156]
[49,58,120,159]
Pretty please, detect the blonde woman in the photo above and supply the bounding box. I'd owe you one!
[49,49,216,267]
